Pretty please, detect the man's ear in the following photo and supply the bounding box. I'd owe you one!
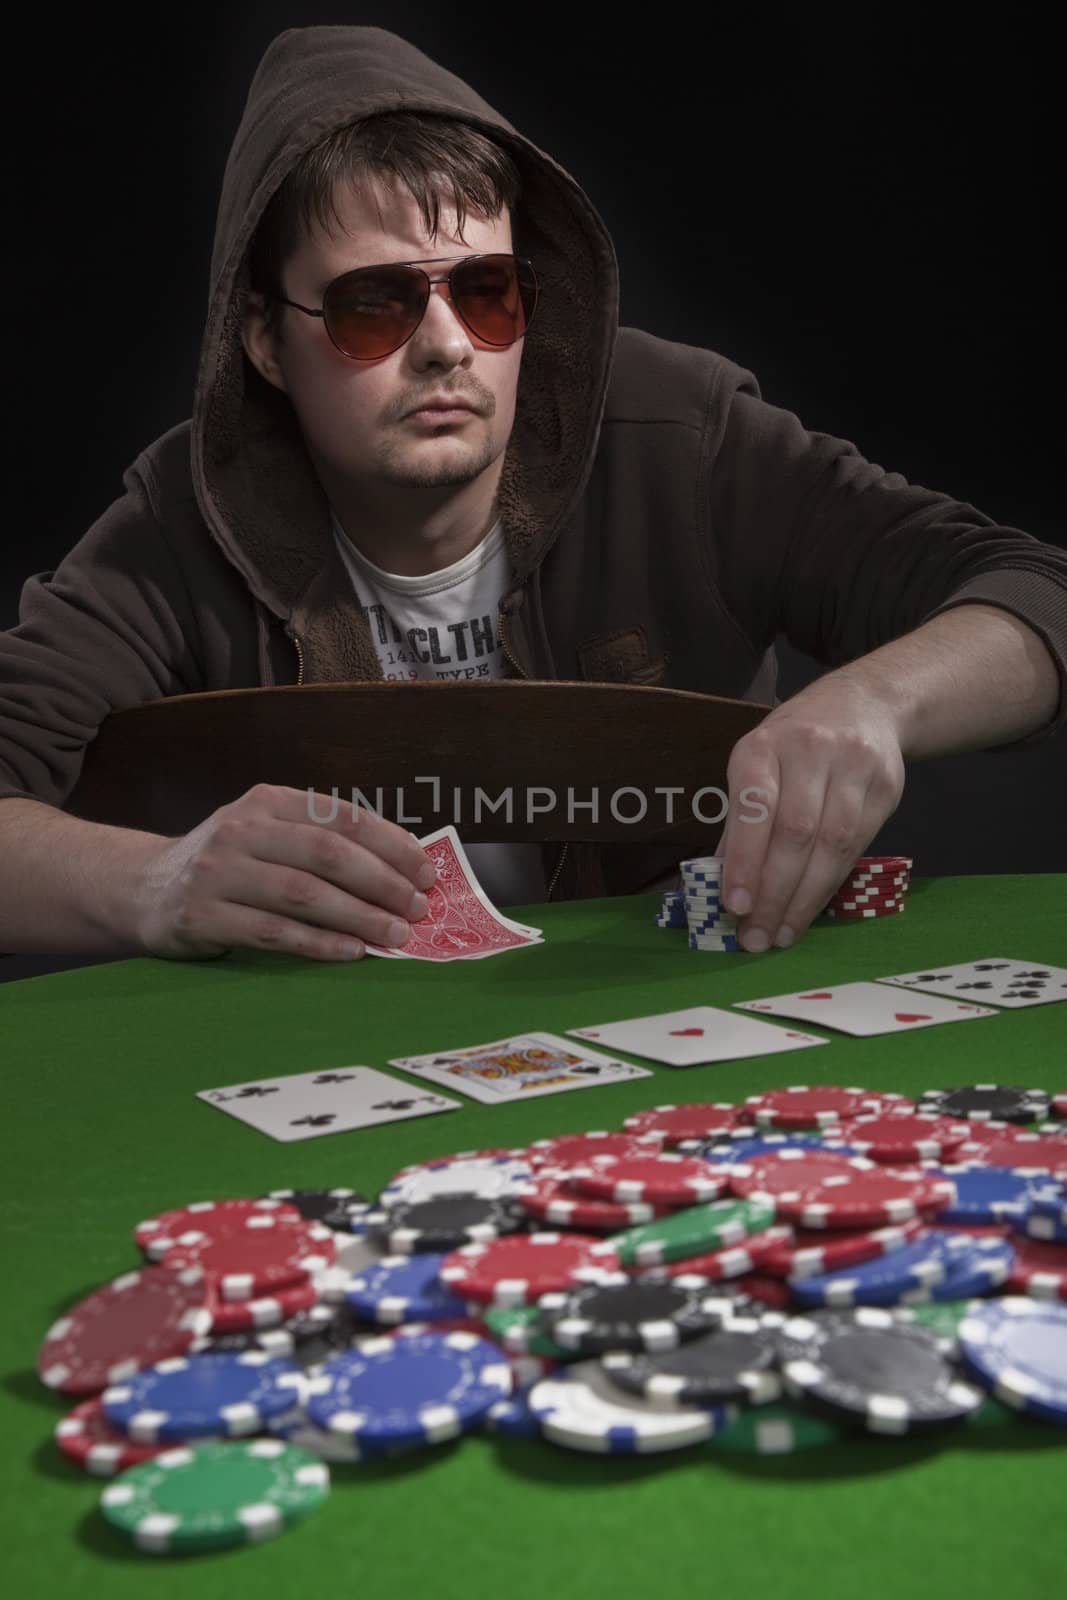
[241,290,288,393]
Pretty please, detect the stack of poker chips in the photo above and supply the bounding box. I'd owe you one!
[823,856,913,920]
[652,856,740,951]
[34,1085,1067,1551]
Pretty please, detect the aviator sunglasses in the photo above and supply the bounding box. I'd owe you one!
[264,252,539,360]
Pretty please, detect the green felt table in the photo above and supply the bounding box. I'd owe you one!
[3,871,1066,1600]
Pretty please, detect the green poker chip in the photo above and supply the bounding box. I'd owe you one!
[609,1196,777,1268]
[483,1304,574,1361]
[708,1399,847,1455]
[100,1439,330,1555]
[891,1298,976,1348]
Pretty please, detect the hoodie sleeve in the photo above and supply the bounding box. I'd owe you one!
[0,457,205,810]
[708,386,1067,751]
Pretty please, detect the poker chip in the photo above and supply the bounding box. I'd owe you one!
[891,1298,976,1349]
[607,1195,777,1268]
[134,1198,304,1259]
[952,1131,1067,1179]
[263,1189,369,1230]
[439,1232,618,1307]
[601,1310,783,1404]
[732,1274,794,1311]
[931,1164,1051,1224]
[511,1170,671,1230]
[190,1326,299,1360]
[1008,1182,1067,1242]
[528,1359,734,1454]
[484,1384,545,1439]
[304,1330,511,1449]
[377,1157,535,1210]
[37,1268,214,1395]
[567,1153,729,1206]
[267,1415,380,1462]
[205,1277,321,1334]
[525,1132,663,1168]
[1053,1092,1067,1120]
[343,1253,474,1325]
[917,1085,1051,1125]
[364,1194,527,1254]
[630,1225,798,1283]
[481,1304,575,1361]
[99,1439,330,1554]
[707,1399,847,1454]
[728,1148,956,1229]
[958,1297,1067,1424]
[54,1396,174,1477]
[703,1133,867,1164]
[622,1104,746,1144]
[824,902,905,920]
[789,1231,1008,1309]
[535,1275,733,1354]
[102,1351,306,1443]
[895,1233,1015,1304]
[742,1086,898,1129]
[1006,1237,1067,1301]
[146,1207,337,1302]
[831,1111,973,1163]
[759,1217,925,1279]
[778,1307,984,1433]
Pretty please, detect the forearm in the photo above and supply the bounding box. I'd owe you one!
[0,798,163,956]
[828,604,1062,761]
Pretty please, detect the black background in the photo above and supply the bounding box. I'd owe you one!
[4,7,1065,983]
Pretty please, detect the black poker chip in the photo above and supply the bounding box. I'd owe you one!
[601,1311,784,1405]
[364,1194,527,1254]
[917,1086,1051,1125]
[534,1275,735,1354]
[189,1325,298,1358]
[285,1304,373,1369]
[777,1308,985,1434]
[263,1188,370,1230]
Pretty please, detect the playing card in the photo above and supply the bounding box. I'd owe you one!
[197,1066,461,1141]
[734,981,999,1037]
[388,1032,654,1104]
[364,825,543,962]
[875,957,1067,1009]
[566,1006,831,1066]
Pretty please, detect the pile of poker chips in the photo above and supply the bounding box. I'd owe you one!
[654,855,914,946]
[35,1089,1067,1554]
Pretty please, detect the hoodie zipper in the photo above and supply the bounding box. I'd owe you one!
[288,629,305,686]
[498,607,569,901]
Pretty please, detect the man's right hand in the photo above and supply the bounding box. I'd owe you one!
[132,784,437,962]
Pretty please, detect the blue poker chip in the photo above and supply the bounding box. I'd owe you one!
[931,1165,1051,1223]
[958,1297,1067,1424]
[892,1231,1015,1304]
[789,1232,988,1309]
[304,1330,512,1450]
[483,1383,544,1439]
[1002,1182,1067,1243]
[702,1134,866,1165]
[101,1351,306,1443]
[660,890,685,908]
[344,1253,473,1326]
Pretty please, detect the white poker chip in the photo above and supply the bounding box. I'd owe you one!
[377,1157,535,1210]
[527,1360,735,1454]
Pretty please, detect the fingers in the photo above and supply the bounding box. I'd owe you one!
[287,787,437,896]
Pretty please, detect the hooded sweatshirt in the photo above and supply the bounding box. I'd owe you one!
[2,24,1066,907]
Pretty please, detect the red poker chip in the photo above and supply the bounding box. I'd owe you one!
[438,1231,619,1306]
[524,1131,663,1168]
[829,1111,973,1162]
[622,1103,747,1144]
[727,1149,956,1228]
[626,1225,796,1282]
[568,1153,729,1206]
[935,1221,1014,1239]
[742,1086,907,1129]
[758,1216,926,1279]
[152,1211,337,1300]
[825,904,906,920]
[54,1396,176,1476]
[512,1170,674,1231]
[732,1274,793,1311]
[1006,1237,1067,1301]
[134,1197,305,1259]
[828,894,907,912]
[1053,1092,1067,1119]
[204,1275,322,1333]
[37,1267,214,1395]
[844,856,913,875]
[952,1131,1067,1180]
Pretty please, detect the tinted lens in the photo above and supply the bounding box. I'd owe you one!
[324,256,536,358]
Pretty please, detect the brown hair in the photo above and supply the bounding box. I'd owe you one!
[246,111,524,342]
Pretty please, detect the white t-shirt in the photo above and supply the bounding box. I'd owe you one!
[331,511,549,908]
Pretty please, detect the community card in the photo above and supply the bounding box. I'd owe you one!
[388,1032,654,1104]
[566,1005,831,1066]
[197,1065,461,1142]
[874,957,1067,1008]
[364,825,543,961]
[734,980,999,1037]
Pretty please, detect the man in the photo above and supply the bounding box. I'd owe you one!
[1,24,1064,968]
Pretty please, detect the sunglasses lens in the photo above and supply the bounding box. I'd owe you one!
[324,256,536,357]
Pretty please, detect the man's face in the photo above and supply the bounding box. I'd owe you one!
[242,177,522,499]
